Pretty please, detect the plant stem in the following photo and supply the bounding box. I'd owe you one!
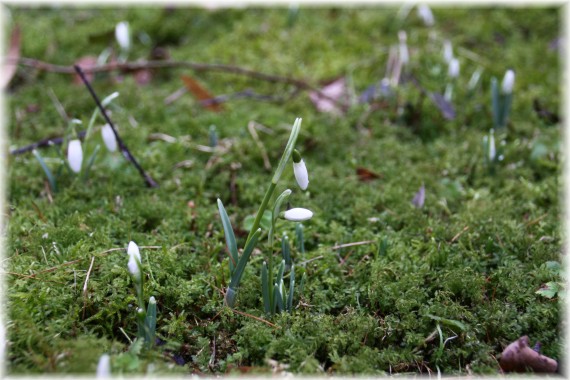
[245,182,277,246]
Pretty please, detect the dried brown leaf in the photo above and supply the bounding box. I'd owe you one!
[356,167,382,182]
[181,74,223,112]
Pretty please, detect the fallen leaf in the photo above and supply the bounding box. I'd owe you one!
[309,77,347,115]
[73,56,98,84]
[411,183,425,208]
[1,25,21,89]
[429,92,455,120]
[181,74,223,112]
[356,167,381,182]
[499,336,557,373]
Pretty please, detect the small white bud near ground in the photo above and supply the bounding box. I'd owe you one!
[417,4,435,26]
[101,124,118,152]
[115,21,130,51]
[502,69,515,94]
[488,130,496,162]
[96,354,111,378]
[67,139,83,173]
[398,30,409,65]
[448,58,460,79]
[443,40,453,63]
[127,241,142,281]
[149,296,156,304]
[283,208,314,222]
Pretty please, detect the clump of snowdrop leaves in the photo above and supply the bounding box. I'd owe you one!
[126,241,158,349]
[491,69,516,129]
[217,117,314,310]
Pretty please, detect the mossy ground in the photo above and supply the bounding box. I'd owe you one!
[4,5,563,376]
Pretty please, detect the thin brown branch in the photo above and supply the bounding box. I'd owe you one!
[230,308,279,329]
[449,226,469,244]
[15,57,344,107]
[331,240,376,250]
[74,65,158,188]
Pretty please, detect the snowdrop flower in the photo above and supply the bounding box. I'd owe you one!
[398,30,409,65]
[488,129,496,162]
[127,241,142,282]
[443,40,453,63]
[96,354,111,378]
[283,208,313,222]
[501,69,515,94]
[292,149,309,190]
[411,183,426,209]
[115,21,130,51]
[417,4,434,26]
[101,124,118,152]
[67,139,83,173]
[448,58,460,79]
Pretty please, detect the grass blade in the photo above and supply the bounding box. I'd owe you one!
[287,265,295,312]
[32,149,57,192]
[491,77,501,129]
[262,261,270,314]
[228,228,261,296]
[217,198,238,273]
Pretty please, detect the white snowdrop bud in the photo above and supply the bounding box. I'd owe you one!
[96,354,111,378]
[292,149,309,190]
[101,124,118,152]
[417,4,435,26]
[488,129,496,162]
[67,139,83,173]
[501,69,515,94]
[115,21,130,51]
[127,241,141,281]
[443,40,453,63]
[398,30,409,65]
[283,208,314,222]
[448,58,460,79]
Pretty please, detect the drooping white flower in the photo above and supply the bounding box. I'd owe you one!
[283,208,314,222]
[67,139,83,173]
[101,124,118,152]
[292,149,309,190]
[417,4,435,26]
[96,354,111,378]
[115,21,130,51]
[127,241,141,281]
[448,58,460,79]
[398,30,409,65]
[501,69,515,94]
[488,129,496,162]
[443,40,453,63]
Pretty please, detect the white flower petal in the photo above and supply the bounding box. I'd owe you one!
[293,159,309,190]
[448,58,460,79]
[127,241,141,263]
[502,69,515,94]
[101,124,118,152]
[443,40,453,63]
[128,256,140,279]
[67,139,83,173]
[284,208,313,222]
[115,21,130,51]
[96,354,111,378]
[417,4,434,26]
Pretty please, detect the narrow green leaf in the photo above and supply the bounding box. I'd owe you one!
[501,93,513,128]
[144,296,157,348]
[272,117,302,184]
[217,199,238,273]
[299,272,306,297]
[425,314,467,332]
[274,283,283,313]
[83,144,101,180]
[269,189,292,249]
[295,223,305,254]
[491,77,501,129]
[229,228,261,290]
[287,265,295,312]
[262,261,270,314]
[275,260,285,289]
[282,235,291,270]
[32,149,57,192]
